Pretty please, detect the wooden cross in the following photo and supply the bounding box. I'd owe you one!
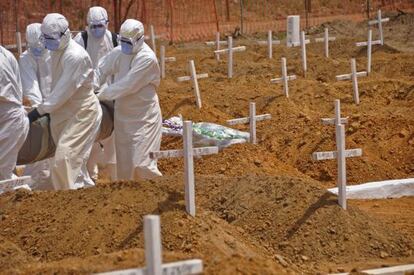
[214,36,247,78]
[97,215,203,275]
[0,176,32,194]
[159,45,176,79]
[206,32,228,61]
[177,60,208,109]
[315,28,336,58]
[356,29,381,74]
[256,30,280,59]
[368,9,389,45]
[336,58,367,105]
[270,57,297,98]
[299,31,310,75]
[312,123,362,210]
[227,102,271,144]
[150,121,219,217]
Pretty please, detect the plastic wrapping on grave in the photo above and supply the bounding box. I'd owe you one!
[162,116,249,148]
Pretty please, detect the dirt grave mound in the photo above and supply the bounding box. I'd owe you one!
[1,176,412,274]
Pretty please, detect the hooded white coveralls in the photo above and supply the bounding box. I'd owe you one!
[19,23,53,190]
[37,13,102,190]
[0,46,29,180]
[74,6,117,180]
[95,19,162,180]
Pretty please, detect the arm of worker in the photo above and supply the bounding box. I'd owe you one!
[97,55,160,101]
[19,54,43,107]
[93,48,119,90]
[37,54,93,115]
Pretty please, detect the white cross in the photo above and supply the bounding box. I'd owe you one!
[177,60,208,109]
[206,32,228,61]
[368,9,389,45]
[150,121,218,217]
[321,99,349,126]
[312,123,362,210]
[144,25,162,56]
[159,45,176,79]
[270,57,297,98]
[336,58,367,105]
[97,215,203,275]
[0,176,32,194]
[356,29,381,74]
[315,28,336,58]
[214,36,247,78]
[227,102,271,144]
[256,30,280,59]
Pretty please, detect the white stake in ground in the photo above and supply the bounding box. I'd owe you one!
[256,30,280,59]
[150,121,219,217]
[144,25,161,56]
[356,29,381,74]
[214,36,247,78]
[315,28,336,58]
[206,32,228,61]
[97,215,203,275]
[227,102,271,144]
[368,9,389,45]
[270,57,297,98]
[312,124,362,210]
[300,31,310,75]
[177,60,208,109]
[159,45,176,79]
[336,58,367,105]
[0,176,32,194]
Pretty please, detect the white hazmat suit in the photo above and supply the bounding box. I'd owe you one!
[34,13,102,190]
[0,46,29,180]
[74,6,117,181]
[95,19,162,180]
[19,23,53,190]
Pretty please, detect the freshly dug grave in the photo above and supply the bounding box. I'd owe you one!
[1,175,413,274]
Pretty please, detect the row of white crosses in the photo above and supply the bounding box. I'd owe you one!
[150,121,218,217]
[312,100,362,210]
[98,215,203,275]
[214,36,247,78]
[227,102,271,144]
[336,58,367,105]
[256,30,281,59]
[177,60,208,109]
[270,57,297,97]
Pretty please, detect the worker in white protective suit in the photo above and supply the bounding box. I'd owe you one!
[74,6,118,181]
[0,46,29,180]
[27,13,102,190]
[94,19,162,180]
[19,23,53,190]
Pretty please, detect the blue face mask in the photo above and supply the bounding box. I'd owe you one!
[90,26,106,38]
[31,47,44,57]
[44,38,60,51]
[121,41,133,55]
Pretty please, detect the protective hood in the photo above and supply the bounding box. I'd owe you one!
[87,6,108,25]
[41,13,71,51]
[120,19,145,54]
